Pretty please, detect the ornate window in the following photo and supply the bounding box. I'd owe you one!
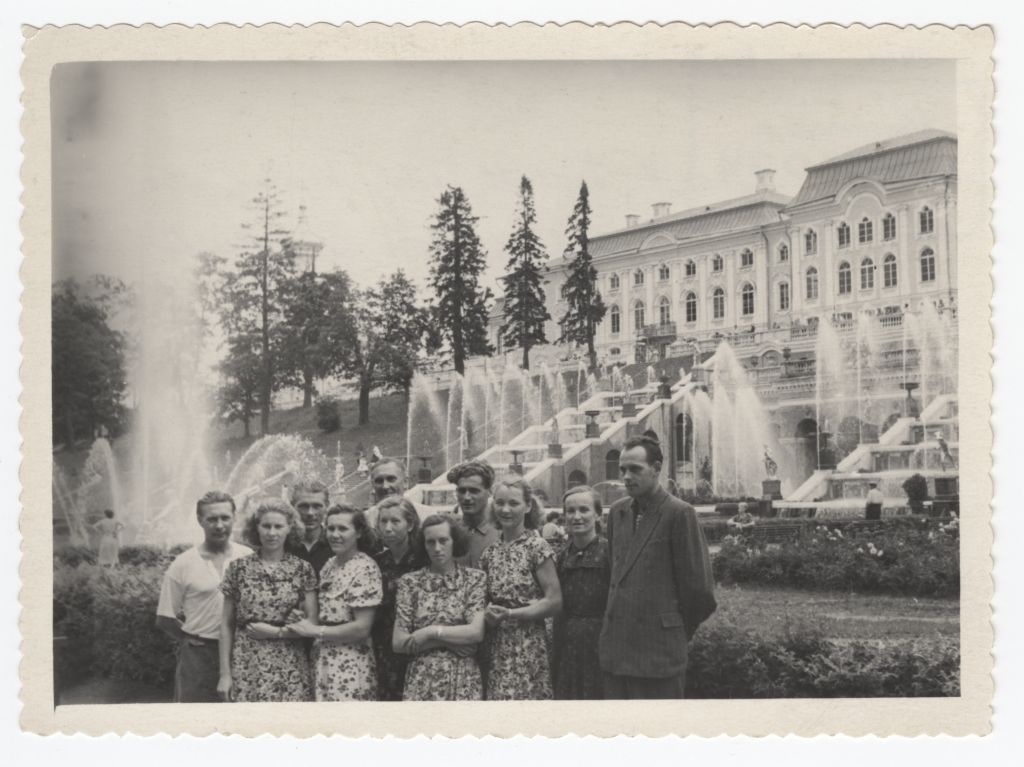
[920,248,936,282]
[806,267,819,300]
[685,259,696,277]
[712,288,725,320]
[658,263,670,281]
[633,269,645,286]
[779,282,790,311]
[610,305,620,334]
[838,261,852,294]
[740,248,754,268]
[883,213,897,241]
[860,257,875,290]
[920,206,934,234]
[779,243,790,262]
[609,273,620,290]
[657,296,671,325]
[858,217,874,244]
[883,253,898,288]
[838,222,851,248]
[741,283,755,316]
[633,300,646,330]
[712,254,723,272]
[805,229,818,255]
[685,291,697,323]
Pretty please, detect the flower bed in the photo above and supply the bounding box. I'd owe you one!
[712,515,959,598]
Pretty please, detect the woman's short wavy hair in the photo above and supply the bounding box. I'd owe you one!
[374,496,421,544]
[324,504,378,554]
[241,497,303,549]
[561,485,603,516]
[491,477,544,530]
[416,514,470,560]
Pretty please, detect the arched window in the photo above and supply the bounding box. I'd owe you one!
[883,212,897,241]
[712,288,725,320]
[858,217,873,244]
[740,248,754,268]
[920,206,934,234]
[741,283,755,316]
[838,222,851,248]
[779,281,791,311]
[685,259,696,277]
[883,253,898,288]
[633,300,646,330]
[920,248,936,282]
[610,304,621,334]
[860,257,875,290]
[838,261,852,294]
[633,269,645,286]
[778,243,789,262]
[658,263,670,281]
[609,273,620,290]
[657,296,671,326]
[604,449,620,481]
[685,291,697,323]
[712,254,723,272]
[806,267,819,300]
[805,229,818,255]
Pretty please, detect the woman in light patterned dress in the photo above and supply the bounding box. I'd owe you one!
[393,515,487,701]
[480,478,562,700]
[289,505,382,701]
[218,498,317,702]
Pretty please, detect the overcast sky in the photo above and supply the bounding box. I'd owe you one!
[52,59,956,296]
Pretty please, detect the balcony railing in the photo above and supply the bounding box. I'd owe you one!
[639,322,677,340]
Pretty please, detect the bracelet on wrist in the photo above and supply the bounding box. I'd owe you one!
[319,625,325,641]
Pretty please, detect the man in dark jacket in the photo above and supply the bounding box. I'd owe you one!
[598,434,716,699]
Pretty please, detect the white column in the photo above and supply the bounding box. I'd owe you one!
[697,256,708,334]
[897,205,910,300]
[757,241,770,328]
[935,196,952,295]
[727,250,738,328]
[821,220,835,314]
[790,227,803,315]
[645,265,655,326]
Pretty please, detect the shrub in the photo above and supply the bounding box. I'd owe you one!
[54,545,97,567]
[712,516,959,598]
[315,395,342,433]
[686,618,960,698]
[902,473,930,502]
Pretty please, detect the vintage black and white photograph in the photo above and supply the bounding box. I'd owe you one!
[20,22,994,736]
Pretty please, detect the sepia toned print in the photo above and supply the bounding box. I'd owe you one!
[20,22,992,736]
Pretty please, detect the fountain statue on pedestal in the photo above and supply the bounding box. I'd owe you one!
[761,445,783,500]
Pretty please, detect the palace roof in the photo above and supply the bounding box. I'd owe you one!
[789,129,957,207]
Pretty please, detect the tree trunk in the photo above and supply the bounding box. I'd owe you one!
[358,373,371,425]
[302,368,314,408]
[242,416,251,439]
[522,344,530,370]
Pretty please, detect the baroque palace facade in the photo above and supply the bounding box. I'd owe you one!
[491,129,957,367]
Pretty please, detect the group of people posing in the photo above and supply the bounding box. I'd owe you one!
[155,435,717,703]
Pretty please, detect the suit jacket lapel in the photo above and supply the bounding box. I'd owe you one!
[614,488,668,583]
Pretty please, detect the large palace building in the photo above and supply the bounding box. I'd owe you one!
[491,129,957,366]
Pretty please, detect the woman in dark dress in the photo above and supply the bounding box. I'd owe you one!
[552,485,610,700]
[370,496,425,700]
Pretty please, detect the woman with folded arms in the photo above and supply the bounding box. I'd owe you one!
[393,515,487,701]
[479,478,562,700]
[552,485,610,700]
[289,505,382,701]
[218,498,316,702]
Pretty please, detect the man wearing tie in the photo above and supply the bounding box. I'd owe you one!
[598,434,716,699]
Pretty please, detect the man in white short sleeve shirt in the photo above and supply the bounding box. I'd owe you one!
[156,491,249,702]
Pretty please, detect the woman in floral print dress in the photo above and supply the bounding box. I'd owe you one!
[479,478,562,701]
[393,515,487,701]
[289,505,382,701]
[218,498,317,702]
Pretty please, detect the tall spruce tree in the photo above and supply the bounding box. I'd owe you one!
[428,185,493,374]
[558,180,606,371]
[499,175,550,369]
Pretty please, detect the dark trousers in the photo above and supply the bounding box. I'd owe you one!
[602,672,686,700]
[865,503,882,521]
[174,640,220,703]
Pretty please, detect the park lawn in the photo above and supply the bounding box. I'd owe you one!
[709,584,959,641]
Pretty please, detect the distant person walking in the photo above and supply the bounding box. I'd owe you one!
[936,432,957,469]
[93,509,123,568]
[865,482,884,521]
[156,491,249,702]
